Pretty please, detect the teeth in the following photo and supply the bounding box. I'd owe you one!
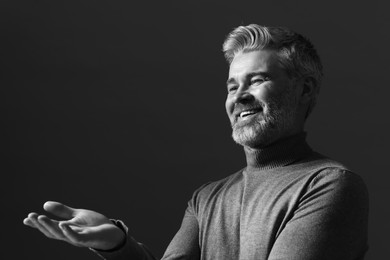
[240,110,257,118]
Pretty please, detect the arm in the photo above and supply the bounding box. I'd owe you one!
[268,169,369,260]
[24,201,200,260]
[90,220,158,260]
[95,206,200,260]
[92,181,207,260]
[24,202,160,259]
[161,206,200,260]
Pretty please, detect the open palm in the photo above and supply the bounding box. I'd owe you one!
[23,201,125,250]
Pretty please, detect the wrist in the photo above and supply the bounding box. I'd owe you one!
[91,219,127,252]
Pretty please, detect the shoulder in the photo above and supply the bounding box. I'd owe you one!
[188,169,244,212]
[192,169,243,196]
[311,166,365,188]
[308,167,369,207]
[295,152,366,191]
[303,153,367,191]
[296,155,369,219]
[294,151,350,172]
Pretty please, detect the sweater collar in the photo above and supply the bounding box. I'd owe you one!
[244,132,312,171]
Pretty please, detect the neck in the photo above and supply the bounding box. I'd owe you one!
[243,132,312,171]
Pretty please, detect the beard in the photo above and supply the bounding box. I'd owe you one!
[231,89,298,148]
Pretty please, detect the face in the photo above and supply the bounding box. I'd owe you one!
[225,49,302,148]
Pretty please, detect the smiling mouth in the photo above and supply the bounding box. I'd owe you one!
[238,108,262,119]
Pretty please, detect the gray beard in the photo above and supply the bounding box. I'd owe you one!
[231,93,298,148]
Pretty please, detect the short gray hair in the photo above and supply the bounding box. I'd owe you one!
[223,24,323,118]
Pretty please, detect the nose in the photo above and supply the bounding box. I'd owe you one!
[232,88,253,104]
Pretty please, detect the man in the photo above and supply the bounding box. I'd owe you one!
[23,24,369,259]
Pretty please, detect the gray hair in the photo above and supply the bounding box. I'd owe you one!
[223,24,323,118]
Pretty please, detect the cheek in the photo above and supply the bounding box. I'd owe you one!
[225,98,236,123]
[225,97,232,114]
[251,84,271,100]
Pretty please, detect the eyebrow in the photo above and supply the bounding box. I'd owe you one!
[226,71,270,86]
[226,78,237,86]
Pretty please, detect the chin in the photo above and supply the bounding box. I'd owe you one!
[231,104,298,148]
[232,125,274,148]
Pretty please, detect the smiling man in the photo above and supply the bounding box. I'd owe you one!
[226,49,303,148]
[24,24,369,260]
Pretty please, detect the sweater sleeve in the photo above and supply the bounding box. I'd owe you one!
[268,168,369,260]
[90,219,158,260]
[161,205,200,260]
[91,204,200,260]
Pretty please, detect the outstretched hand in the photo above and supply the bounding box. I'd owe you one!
[23,201,126,251]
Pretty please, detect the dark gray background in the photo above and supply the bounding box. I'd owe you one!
[1,0,388,259]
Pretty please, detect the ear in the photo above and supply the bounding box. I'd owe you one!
[299,76,316,105]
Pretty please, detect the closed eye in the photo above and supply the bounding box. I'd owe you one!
[227,85,238,93]
[251,77,270,85]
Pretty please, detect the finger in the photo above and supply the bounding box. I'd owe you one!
[37,215,67,241]
[23,218,33,227]
[59,223,86,246]
[43,201,77,219]
[23,212,39,228]
[27,213,56,239]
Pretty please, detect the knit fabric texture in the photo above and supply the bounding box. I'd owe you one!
[95,133,369,260]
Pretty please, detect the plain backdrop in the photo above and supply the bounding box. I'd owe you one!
[1,0,389,259]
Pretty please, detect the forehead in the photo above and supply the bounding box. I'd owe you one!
[228,49,283,78]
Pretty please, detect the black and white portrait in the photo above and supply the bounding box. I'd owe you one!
[2,1,389,259]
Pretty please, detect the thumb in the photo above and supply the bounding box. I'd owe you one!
[43,201,77,219]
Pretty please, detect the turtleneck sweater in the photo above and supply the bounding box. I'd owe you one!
[95,133,369,260]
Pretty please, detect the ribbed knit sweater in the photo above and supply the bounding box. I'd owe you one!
[96,133,369,260]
